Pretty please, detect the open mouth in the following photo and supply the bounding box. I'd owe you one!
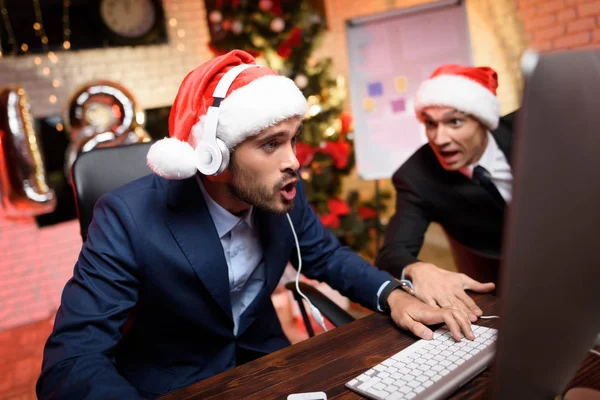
[280,179,297,201]
[439,150,460,162]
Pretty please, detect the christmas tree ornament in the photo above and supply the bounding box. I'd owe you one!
[270,17,285,33]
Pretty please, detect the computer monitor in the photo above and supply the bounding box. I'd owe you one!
[490,48,600,399]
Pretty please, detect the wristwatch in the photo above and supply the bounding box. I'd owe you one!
[379,278,415,313]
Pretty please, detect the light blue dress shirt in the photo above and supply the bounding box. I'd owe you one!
[197,176,266,336]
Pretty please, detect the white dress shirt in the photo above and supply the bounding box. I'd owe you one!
[197,176,265,336]
[461,132,513,203]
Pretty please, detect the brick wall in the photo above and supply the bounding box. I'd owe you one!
[0,217,81,332]
[517,0,600,51]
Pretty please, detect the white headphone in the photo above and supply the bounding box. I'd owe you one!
[195,63,260,176]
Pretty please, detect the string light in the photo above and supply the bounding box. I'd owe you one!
[0,0,17,55]
[62,0,70,50]
[48,95,57,104]
[52,79,60,88]
[32,0,49,53]
[166,3,186,53]
[47,51,57,64]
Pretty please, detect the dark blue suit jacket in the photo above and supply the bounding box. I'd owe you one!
[37,174,394,399]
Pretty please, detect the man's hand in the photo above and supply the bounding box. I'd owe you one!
[404,262,495,322]
[387,289,475,341]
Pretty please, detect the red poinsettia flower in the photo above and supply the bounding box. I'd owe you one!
[276,42,292,59]
[288,27,303,47]
[328,198,350,216]
[358,206,377,219]
[320,213,340,229]
[295,142,315,167]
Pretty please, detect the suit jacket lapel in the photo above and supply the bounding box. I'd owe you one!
[492,112,515,166]
[165,177,232,320]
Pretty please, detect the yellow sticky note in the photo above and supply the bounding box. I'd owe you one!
[363,97,375,112]
[395,76,408,93]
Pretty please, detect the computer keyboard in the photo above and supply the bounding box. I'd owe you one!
[345,324,498,400]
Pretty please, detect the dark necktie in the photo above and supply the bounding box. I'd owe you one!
[473,165,505,207]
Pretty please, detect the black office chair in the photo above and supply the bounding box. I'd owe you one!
[445,231,501,287]
[284,281,355,337]
[70,141,355,335]
[71,141,154,241]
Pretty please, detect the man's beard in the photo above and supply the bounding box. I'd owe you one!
[228,158,295,215]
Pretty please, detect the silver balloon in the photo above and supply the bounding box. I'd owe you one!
[0,87,56,217]
[63,80,151,179]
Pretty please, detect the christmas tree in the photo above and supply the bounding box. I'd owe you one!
[205,0,388,258]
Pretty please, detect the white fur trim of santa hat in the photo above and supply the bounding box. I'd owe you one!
[189,74,307,150]
[415,74,500,130]
[147,75,307,179]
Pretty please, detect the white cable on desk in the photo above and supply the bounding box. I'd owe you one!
[286,213,328,333]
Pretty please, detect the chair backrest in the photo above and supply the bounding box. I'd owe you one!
[71,142,154,241]
[445,231,501,286]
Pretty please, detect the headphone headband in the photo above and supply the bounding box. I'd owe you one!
[196,63,260,176]
[202,64,260,144]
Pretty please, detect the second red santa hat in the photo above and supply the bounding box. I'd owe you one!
[415,64,501,130]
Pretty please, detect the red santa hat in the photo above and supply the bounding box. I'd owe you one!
[414,64,501,130]
[147,50,308,179]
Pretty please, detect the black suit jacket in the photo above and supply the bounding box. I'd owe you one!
[375,112,516,278]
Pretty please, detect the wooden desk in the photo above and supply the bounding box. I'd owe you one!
[161,293,600,399]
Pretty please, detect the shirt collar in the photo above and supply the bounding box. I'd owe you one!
[460,131,499,178]
[196,175,254,238]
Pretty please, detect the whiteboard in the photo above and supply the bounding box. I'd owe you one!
[346,0,473,180]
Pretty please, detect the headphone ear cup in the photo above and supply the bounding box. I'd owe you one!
[194,140,223,176]
[214,138,230,175]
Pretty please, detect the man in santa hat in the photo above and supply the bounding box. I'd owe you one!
[37,51,474,399]
[376,64,517,324]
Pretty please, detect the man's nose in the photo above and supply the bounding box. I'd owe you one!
[433,125,451,146]
[282,144,300,172]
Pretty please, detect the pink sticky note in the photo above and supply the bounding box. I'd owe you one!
[391,98,406,113]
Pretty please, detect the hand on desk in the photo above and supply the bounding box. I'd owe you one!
[387,288,476,342]
[403,262,495,323]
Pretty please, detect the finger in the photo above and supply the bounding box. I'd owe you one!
[455,291,483,317]
[442,311,463,341]
[441,307,474,341]
[423,296,440,309]
[463,277,495,293]
[451,295,478,323]
[400,316,433,340]
[435,295,453,309]
[452,308,475,341]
